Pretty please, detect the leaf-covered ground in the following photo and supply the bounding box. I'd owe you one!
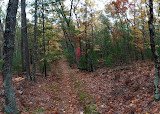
[0,58,160,113]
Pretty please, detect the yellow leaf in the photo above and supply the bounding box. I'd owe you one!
[131,99,138,103]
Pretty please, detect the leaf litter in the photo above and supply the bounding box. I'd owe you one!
[0,59,160,113]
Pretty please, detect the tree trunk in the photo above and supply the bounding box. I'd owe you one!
[21,0,25,72]
[21,27,25,72]
[142,25,146,61]
[21,0,32,81]
[148,0,160,101]
[42,0,47,77]
[141,50,144,61]
[33,0,38,82]
[2,0,19,113]
[0,19,3,58]
[84,0,88,71]
[89,11,94,72]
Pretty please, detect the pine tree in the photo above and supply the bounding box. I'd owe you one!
[33,0,38,82]
[21,0,32,80]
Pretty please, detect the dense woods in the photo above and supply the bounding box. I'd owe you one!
[1,0,160,113]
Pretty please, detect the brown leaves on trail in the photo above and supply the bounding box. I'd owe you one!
[0,60,160,113]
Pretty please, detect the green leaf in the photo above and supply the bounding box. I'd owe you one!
[91,106,97,111]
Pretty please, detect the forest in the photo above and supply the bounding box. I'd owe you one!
[0,0,160,113]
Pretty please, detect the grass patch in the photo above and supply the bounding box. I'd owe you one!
[79,91,88,101]
[55,97,60,101]
[68,71,99,113]
[78,91,99,114]
[33,107,46,114]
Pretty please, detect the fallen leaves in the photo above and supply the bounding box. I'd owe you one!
[0,59,159,113]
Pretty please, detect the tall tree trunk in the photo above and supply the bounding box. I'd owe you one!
[88,11,94,72]
[42,0,47,77]
[21,27,25,72]
[148,0,160,101]
[21,2,25,72]
[21,37,25,71]
[33,0,38,82]
[133,4,138,61]
[141,50,144,61]
[2,0,19,113]
[84,0,88,71]
[142,25,146,61]
[21,0,32,81]
[0,18,3,58]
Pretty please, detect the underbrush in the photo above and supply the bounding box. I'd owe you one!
[38,51,62,72]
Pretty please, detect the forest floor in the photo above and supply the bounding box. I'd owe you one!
[0,58,160,113]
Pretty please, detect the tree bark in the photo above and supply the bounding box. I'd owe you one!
[21,0,26,72]
[2,0,19,113]
[0,19,3,58]
[42,0,47,77]
[88,11,94,72]
[21,0,32,81]
[21,27,25,72]
[148,0,160,101]
[84,0,88,71]
[33,0,38,82]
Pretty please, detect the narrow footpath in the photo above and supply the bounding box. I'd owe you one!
[54,58,83,114]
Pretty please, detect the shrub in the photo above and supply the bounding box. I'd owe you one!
[0,51,22,72]
[0,59,2,70]
[38,59,51,72]
[64,46,74,67]
[104,54,113,67]
[12,50,22,73]
[79,48,98,71]
[79,53,87,70]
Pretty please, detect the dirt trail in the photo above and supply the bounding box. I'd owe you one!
[54,58,159,113]
[0,57,83,114]
[1,58,160,113]
[54,58,82,114]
